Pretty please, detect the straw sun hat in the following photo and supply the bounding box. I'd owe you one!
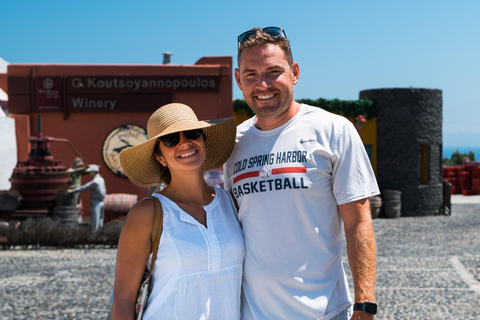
[120,103,236,187]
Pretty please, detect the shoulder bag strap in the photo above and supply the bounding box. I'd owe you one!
[148,196,163,277]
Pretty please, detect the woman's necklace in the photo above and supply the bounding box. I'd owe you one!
[182,200,205,209]
[182,191,216,209]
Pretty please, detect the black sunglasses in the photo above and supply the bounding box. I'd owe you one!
[160,129,203,148]
[237,26,287,48]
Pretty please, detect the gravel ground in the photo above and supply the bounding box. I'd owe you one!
[1,202,479,320]
[0,248,116,319]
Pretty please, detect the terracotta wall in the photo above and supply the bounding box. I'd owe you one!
[0,73,7,92]
[7,57,233,217]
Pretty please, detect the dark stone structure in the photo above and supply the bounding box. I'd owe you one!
[360,88,443,216]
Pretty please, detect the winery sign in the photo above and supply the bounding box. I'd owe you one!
[35,75,220,113]
[69,76,219,93]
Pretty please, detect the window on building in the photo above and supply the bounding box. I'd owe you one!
[420,144,429,185]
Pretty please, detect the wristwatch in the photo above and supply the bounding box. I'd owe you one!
[353,302,377,315]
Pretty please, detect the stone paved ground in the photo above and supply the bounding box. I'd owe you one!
[0,202,479,319]
[345,200,480,319]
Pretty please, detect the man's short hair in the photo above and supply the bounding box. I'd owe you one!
[237,28,293,67]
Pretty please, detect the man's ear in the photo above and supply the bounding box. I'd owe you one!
[235,68,243,91]
[292,62,299,85]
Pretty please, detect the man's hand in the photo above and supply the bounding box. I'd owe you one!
[351,310,374,320]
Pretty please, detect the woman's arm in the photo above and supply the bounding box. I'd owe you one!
[111,198,155,320]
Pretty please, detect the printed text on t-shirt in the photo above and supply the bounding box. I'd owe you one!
[232,150,308,175]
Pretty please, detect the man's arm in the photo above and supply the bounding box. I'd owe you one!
[338,198,376,320]
[70,180,96,193]
[67,167,85,175]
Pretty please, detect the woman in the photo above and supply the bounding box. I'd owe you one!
[111,103,244,319]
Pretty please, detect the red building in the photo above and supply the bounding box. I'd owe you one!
[5,56,233,221]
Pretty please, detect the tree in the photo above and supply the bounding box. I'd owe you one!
[443,150,475,166]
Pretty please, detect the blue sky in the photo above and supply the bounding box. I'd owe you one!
[1,0,479,149]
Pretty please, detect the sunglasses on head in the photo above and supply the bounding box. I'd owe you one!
[237,26,287,48]
[159,129,203,148]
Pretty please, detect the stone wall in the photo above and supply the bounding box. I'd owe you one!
[360,88,443,216]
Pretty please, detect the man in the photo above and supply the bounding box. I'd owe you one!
[70,164,106,231]
[67,157,86,206]
[224,27,380,320]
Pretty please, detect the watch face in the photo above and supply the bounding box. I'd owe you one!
[364,302,378,315]
[103,125,149,178]
[354,302,378,315]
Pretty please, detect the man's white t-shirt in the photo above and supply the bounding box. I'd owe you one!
[224,104,379,320]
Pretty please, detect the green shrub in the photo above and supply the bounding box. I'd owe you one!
[233,98,376,119]
[0,218,123,249]
[443,150,475,166]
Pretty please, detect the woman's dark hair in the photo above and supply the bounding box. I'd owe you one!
[153,138,172,184]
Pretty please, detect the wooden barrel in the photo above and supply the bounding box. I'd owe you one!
[104,193,138,222]
[0,191,22,212]
[55,191,77,207]
[369,195,382,219]
[382,190,402,218]
[53,205,80,225]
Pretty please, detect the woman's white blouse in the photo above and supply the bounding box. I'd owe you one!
[143,187,245,320]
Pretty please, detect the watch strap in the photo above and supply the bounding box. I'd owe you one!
[353,302,377,315]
